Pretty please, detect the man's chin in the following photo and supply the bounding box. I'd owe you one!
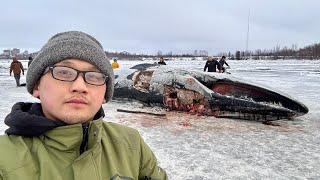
[60,114,92,124]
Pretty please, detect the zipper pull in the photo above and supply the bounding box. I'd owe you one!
[80,122,90,154]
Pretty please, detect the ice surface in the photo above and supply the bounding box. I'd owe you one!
[0,59,319,179]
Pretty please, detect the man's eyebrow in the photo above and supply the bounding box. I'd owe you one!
[56,60,99,71]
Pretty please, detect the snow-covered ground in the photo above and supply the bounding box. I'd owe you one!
[0,59,319,179]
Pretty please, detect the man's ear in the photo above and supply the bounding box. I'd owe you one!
[32,82,40,98]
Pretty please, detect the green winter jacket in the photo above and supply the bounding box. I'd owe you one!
[0,103,167,180]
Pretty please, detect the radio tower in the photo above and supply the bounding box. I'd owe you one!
[245,9,250,59]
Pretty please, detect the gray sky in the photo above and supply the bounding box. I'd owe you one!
[1,0,319,55]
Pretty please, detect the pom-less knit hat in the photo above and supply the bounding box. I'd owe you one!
[26,31,114,102]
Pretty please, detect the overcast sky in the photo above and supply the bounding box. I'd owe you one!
[1,0,319,55]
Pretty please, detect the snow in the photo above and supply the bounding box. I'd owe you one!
[1,59,320,179]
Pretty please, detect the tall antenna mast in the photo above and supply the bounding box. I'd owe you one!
[245,9,250,56]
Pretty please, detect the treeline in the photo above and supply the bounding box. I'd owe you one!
[6,42,319,61]
[105,51,152,60]
[105,51,207,60]
[108,42,320,60]
[230,42,320,60]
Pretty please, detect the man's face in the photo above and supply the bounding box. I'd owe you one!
[33,59,107,124]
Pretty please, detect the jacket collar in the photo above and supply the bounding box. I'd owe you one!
[5,102,105,137]
[5,102,105,152]
[40,119,104,152]
[5,102,66,136]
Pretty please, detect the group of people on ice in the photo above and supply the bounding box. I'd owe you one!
[156,56,230,73]
[204,55,230,73]
[143,55,230,73]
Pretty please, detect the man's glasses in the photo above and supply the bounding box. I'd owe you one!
[45,66,108,86]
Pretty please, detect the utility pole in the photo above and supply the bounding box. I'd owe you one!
[245,9,250,59]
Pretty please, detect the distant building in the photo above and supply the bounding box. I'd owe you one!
[235,51,241,60]
[166,51,172,56]
[22,50,29,55]
[11,48,20,56]
[121,51,130,55]
[199,50,208,56]
[3,50,10,56]
[193,50,198,56]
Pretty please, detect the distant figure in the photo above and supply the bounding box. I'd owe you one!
[158,57,166,65]
[204,56,221,72]
[9,57,24,86]
[219,56,230,73]
[28,56,33,67]
[111,59,119,69]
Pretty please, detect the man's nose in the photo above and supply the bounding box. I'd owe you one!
[70,73,88,93]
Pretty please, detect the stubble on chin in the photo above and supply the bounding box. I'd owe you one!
[60,111,93,124]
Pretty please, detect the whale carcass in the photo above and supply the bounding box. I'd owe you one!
[114,63,308,121]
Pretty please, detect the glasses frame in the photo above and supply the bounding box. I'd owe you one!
[45,65,108,86]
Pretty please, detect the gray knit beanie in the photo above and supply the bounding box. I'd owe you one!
[27,31,114,102]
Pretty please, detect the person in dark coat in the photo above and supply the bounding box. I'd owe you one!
[9,57,24,86]
[219,56,230,73]
[204,56,221,72]
[158,57,166,65]
[28,56,33,67]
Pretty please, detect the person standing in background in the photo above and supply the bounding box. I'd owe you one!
[28,56,33,67]
[111,59,119,69]
[158,57,167,65]
[9,57,24,86]
[219,56,230,73]
[204,56,221,72]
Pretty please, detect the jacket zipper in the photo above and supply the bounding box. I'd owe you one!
[80,123,89,154]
